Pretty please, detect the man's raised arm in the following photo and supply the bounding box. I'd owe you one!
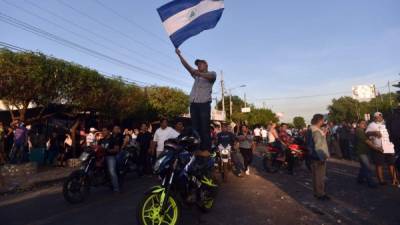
[175,48,195,76]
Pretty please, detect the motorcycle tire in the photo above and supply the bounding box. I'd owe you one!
[63,170,90,204]
[198,175,219,213]
[136,191,181,225]
[263,156,278,173]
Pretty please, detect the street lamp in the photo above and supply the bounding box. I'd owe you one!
[226,85,246,120]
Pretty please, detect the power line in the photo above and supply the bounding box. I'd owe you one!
[92,0,170,46]
[0,12,189,87]
[23,0,182,74]
[56,0,176,63]
[0,41,152,87]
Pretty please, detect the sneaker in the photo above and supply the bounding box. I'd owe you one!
[237,172,243,177]
[245,168,250,175]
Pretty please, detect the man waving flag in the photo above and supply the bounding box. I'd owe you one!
[157,0,225,47]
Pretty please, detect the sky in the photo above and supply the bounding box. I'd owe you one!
[0,0,399,122]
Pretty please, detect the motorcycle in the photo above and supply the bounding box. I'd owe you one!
[216,144,231,182]
[62,144,137,204]
[262,137,310,173]
[136,131,218,225]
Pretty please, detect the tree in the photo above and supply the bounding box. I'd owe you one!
[293,116,306,129]
[327,94,399,123]
[146,86,189,119]
[0,49,67,121]
[244,108,278,127]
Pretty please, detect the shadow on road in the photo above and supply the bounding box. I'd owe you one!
[252,147,400,225]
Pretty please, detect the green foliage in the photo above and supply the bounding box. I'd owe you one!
[0,49,189,122]
[293,116,306,129]
[327,94,399,123]
[146,86,189,119]
[244,108,278,127]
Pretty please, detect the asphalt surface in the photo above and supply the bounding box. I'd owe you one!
[1,150,399,225]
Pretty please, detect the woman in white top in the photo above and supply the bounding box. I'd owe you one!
[267,123,279,144]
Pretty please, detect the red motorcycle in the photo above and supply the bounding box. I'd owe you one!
[262,137,310,173]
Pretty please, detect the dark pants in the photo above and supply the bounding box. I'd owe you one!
[190,102,211,150]
[357,154,375,185]
[240,148,253,170]
[231,150,245,173]
[340,139,350,159]
[286,148,294,173]
[9,144,27,164]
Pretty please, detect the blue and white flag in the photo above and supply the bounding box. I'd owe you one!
[157,0,224,48]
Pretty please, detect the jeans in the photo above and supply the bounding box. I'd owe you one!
[9,144,27,164]
[240,148,253,171]
[106,156,119,192]
[231,151,245,173]
[190,102,211,150]
[357,154,375,185]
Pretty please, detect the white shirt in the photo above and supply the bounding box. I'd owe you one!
[254,128,261,137]
[366,121,395,154]
[261,129,268,138]
[86,133,95,146]
[366,121,384,148]
[153,127,179,153]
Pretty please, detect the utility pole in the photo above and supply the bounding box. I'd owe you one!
[229,93,232,120]
[244,93,247,108]
[221,71,225,113]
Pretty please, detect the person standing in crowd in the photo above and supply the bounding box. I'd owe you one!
[261,126,268,144]
[268,122,279,145]
[136,122,153,175]
[386,101,400,172]
[366,112,398,186]
[46,132,60,166]
[0,122,6,164]
[308,114,330,200]
[86,127,97,147]
[99,126,121,193]
[4,125,14,161]
[338,122,351,159]
[29,127,46,165]
[253,126,261,144]
[63,133,73,164]
[151,118,179,158]
[122,128,132,150]
[10,120,28,164]
[238,125,254,175]
[174,121,185,134]
[355,119,378,188]
[279,123,295,175]
[176,48,216,160]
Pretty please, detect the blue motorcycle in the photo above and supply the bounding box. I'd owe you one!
[136,130,218,225]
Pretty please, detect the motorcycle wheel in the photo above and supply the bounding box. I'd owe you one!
[63,170,90,204]
[137,192,181,225]
[263,155,278,173]
[198,176,218,213]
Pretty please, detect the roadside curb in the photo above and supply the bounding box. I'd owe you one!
[0,168,75,196]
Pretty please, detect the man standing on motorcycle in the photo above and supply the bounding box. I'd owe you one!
[99,127,121,193]
[278,123,295,175]
[175,48,216,170]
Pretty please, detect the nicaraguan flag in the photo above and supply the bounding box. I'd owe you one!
[157,0,224,48]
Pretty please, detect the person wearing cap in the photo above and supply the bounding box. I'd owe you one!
[86,127,97,147]
[366,112,399,186]
[175,48,216,157]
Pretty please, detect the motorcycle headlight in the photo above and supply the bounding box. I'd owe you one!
[153,155,167,173]
[79,152,90,162]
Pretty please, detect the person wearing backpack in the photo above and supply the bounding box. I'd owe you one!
[307,114,330,201]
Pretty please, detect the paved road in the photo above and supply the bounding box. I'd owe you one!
[1,152,399,225]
